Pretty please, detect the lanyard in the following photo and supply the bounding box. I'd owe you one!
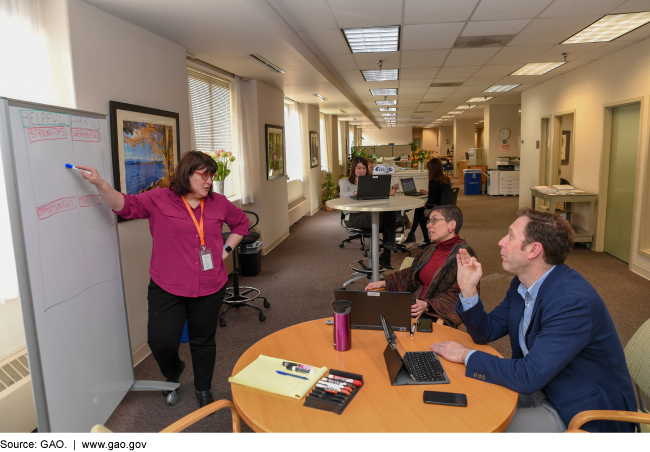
[181,196,205,249]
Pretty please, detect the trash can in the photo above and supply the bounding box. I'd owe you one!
[463,169,482,195]
[238,240,262,276]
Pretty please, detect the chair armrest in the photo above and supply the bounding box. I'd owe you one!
[567,410,650,431]
[160,399,242,433]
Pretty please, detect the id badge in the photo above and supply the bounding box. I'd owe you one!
[200,248,214,271]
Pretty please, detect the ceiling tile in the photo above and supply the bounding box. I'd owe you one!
[400,79,435,87]
[437,66,482,78]
[507,16,603,46]
[495,75,548,84]
[401,50,450,68]
[336,70,365,81]
[575,40,634,61]
[298,29,351,55]
[534,43,607,62]
[471,0,554,21]
[344,81,369,90]
[322,54,359,71]
[399,87,429,94]
[402,23,465,50]
[422,93,451,101]
[366,81,400,89]
[432,77,469,83]
[399,94,426,100]
[614,21,650,41]
[612,0,650,14]
[268,0,338,31]
[404,0,479,24]
[397,100,422,106]
[400,67,440,79]
[444,48,501,66]
[463,75,510,85]
[326,0,403,28]
[427,86,459,94]
[462,19,532,36]
[473,64,522,76]
[353,52,400,69]
[488,45,554,64]
[453,85,490,93]
[539,0,626,18]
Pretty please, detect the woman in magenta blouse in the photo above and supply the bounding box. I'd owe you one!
[78,151,249,409]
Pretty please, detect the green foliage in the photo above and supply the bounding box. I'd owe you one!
[321,173,338,204]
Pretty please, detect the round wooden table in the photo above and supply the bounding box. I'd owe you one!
[231,319,517,432]
[326,195,426,281]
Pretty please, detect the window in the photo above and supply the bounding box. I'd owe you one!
[284,101,303,181]
[186,67,235,197]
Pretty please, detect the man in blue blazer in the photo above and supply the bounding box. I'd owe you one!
[431,208,637,432]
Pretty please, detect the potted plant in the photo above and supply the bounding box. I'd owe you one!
[349,137,379,169]
[321,173,338,210]
[209,149,236,195]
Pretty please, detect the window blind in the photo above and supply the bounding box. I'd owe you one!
[187,67,234,196]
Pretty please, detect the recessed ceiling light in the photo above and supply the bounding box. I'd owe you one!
[483,85,520,92]
[440,115,454,119]
[362,69,399,81]
[467,97,493,102]
[448,111,464,115]
[342,26,400,53]
[370,89,397,96]
[511,62,566,75]
[562,12,650,44]
[379,107,397,111]
[314,93,328,101]
[376,100,397,105]
[382,113,396,116]
[456,105,477,110]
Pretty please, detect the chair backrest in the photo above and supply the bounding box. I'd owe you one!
[243,210,259,230]
[624,318,650,409]
[440,188,460,206]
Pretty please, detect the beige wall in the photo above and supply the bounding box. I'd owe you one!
[66,0,192,360]
[454,119,475,158]
[362,127,412,145]
[439,126,453,156]
[0,299,26,362]
[520,37,650,280]
[422,128,439,152]
[485,104,519,169]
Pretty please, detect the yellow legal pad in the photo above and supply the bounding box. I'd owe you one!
[228,354,327,400]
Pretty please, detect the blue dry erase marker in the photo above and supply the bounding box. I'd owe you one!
[65,163,91,175]
[276,370,308,380]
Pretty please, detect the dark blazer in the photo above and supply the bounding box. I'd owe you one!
[385,239,477,327]
[426,178,451,207]
[457,264,637,432]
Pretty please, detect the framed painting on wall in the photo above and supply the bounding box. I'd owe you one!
[109,101,180,222]
[310,131,319,168]
[265,124,285,180]
[560,130,571,165]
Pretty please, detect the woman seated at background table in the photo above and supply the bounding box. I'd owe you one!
[405,158,452,248]
[339,157,398,269]
[365,205,476,328]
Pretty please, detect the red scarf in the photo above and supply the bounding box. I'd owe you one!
[418,235,463,296]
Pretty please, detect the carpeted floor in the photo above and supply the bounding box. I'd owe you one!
[105,178,650,432]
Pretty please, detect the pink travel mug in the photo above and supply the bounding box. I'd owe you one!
[333,300,352,351]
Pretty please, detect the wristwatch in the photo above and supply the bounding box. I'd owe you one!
[223,244,233,254]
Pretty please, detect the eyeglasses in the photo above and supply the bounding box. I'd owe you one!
[427,217,446,226]
[194,171,213,181]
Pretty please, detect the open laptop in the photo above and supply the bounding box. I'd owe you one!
[333,289,412,332]
[351,175,391,200]
[400,177,425,197]
[380,315,450,385]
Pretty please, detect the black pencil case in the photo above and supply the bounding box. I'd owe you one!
[303,369,364,415]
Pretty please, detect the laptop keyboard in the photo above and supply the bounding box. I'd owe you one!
[404,351,447,382]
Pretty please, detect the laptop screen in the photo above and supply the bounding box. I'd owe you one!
[400,178,416,192]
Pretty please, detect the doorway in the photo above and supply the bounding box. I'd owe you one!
[604,103,640,263]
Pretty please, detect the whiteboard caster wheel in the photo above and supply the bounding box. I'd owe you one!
[259,314,266,322]
[166,391,178,406]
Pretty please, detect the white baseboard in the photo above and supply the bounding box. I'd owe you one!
[132,343,151,367]
[262,230,290,256]
[630,263,650,282]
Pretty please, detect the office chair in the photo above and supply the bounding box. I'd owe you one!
[91,399,242,433]
[440,188,459,206]
[440,158,453,177]
[339,214,385,289]
[339,212,370,256]
[219,211,270,327]
[566,317,650,433]
[390,212,411,258]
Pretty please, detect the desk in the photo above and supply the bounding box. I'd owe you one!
[530,188,597,245]
[230,319,517,432]
[326,195,426,281]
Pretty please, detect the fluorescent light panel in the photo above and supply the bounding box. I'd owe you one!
[382,113,396,116]
[314,93,328,101]
[467,97,493,102]
[362,69,399,81]
[562,12,650,44]
[370,89,397,96]
[376,100,397,105]
[448,111,464,115]
[379,107,397,111]
[342,26,400,53]
[511,62,565,75]
[483,85,520,92]
[440,115,454,119]
[456,105,476,110]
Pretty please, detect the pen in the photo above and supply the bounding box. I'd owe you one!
[65,163,91,174]
[411,322,417,338]
[276,370,308,380]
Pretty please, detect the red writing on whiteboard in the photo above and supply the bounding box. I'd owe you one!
[72,128,100,142]
[28,126,68,143]
[79,195,103,207]
[37,197,77,220]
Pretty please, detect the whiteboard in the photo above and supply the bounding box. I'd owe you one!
[0,98,133,432]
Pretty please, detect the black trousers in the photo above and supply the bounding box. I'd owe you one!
[147,279,226,391]
[409,207,430,243]
[345,211,396,262]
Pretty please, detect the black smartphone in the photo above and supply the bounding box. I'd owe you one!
[423,391,467,407]
[417,318,433,332]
